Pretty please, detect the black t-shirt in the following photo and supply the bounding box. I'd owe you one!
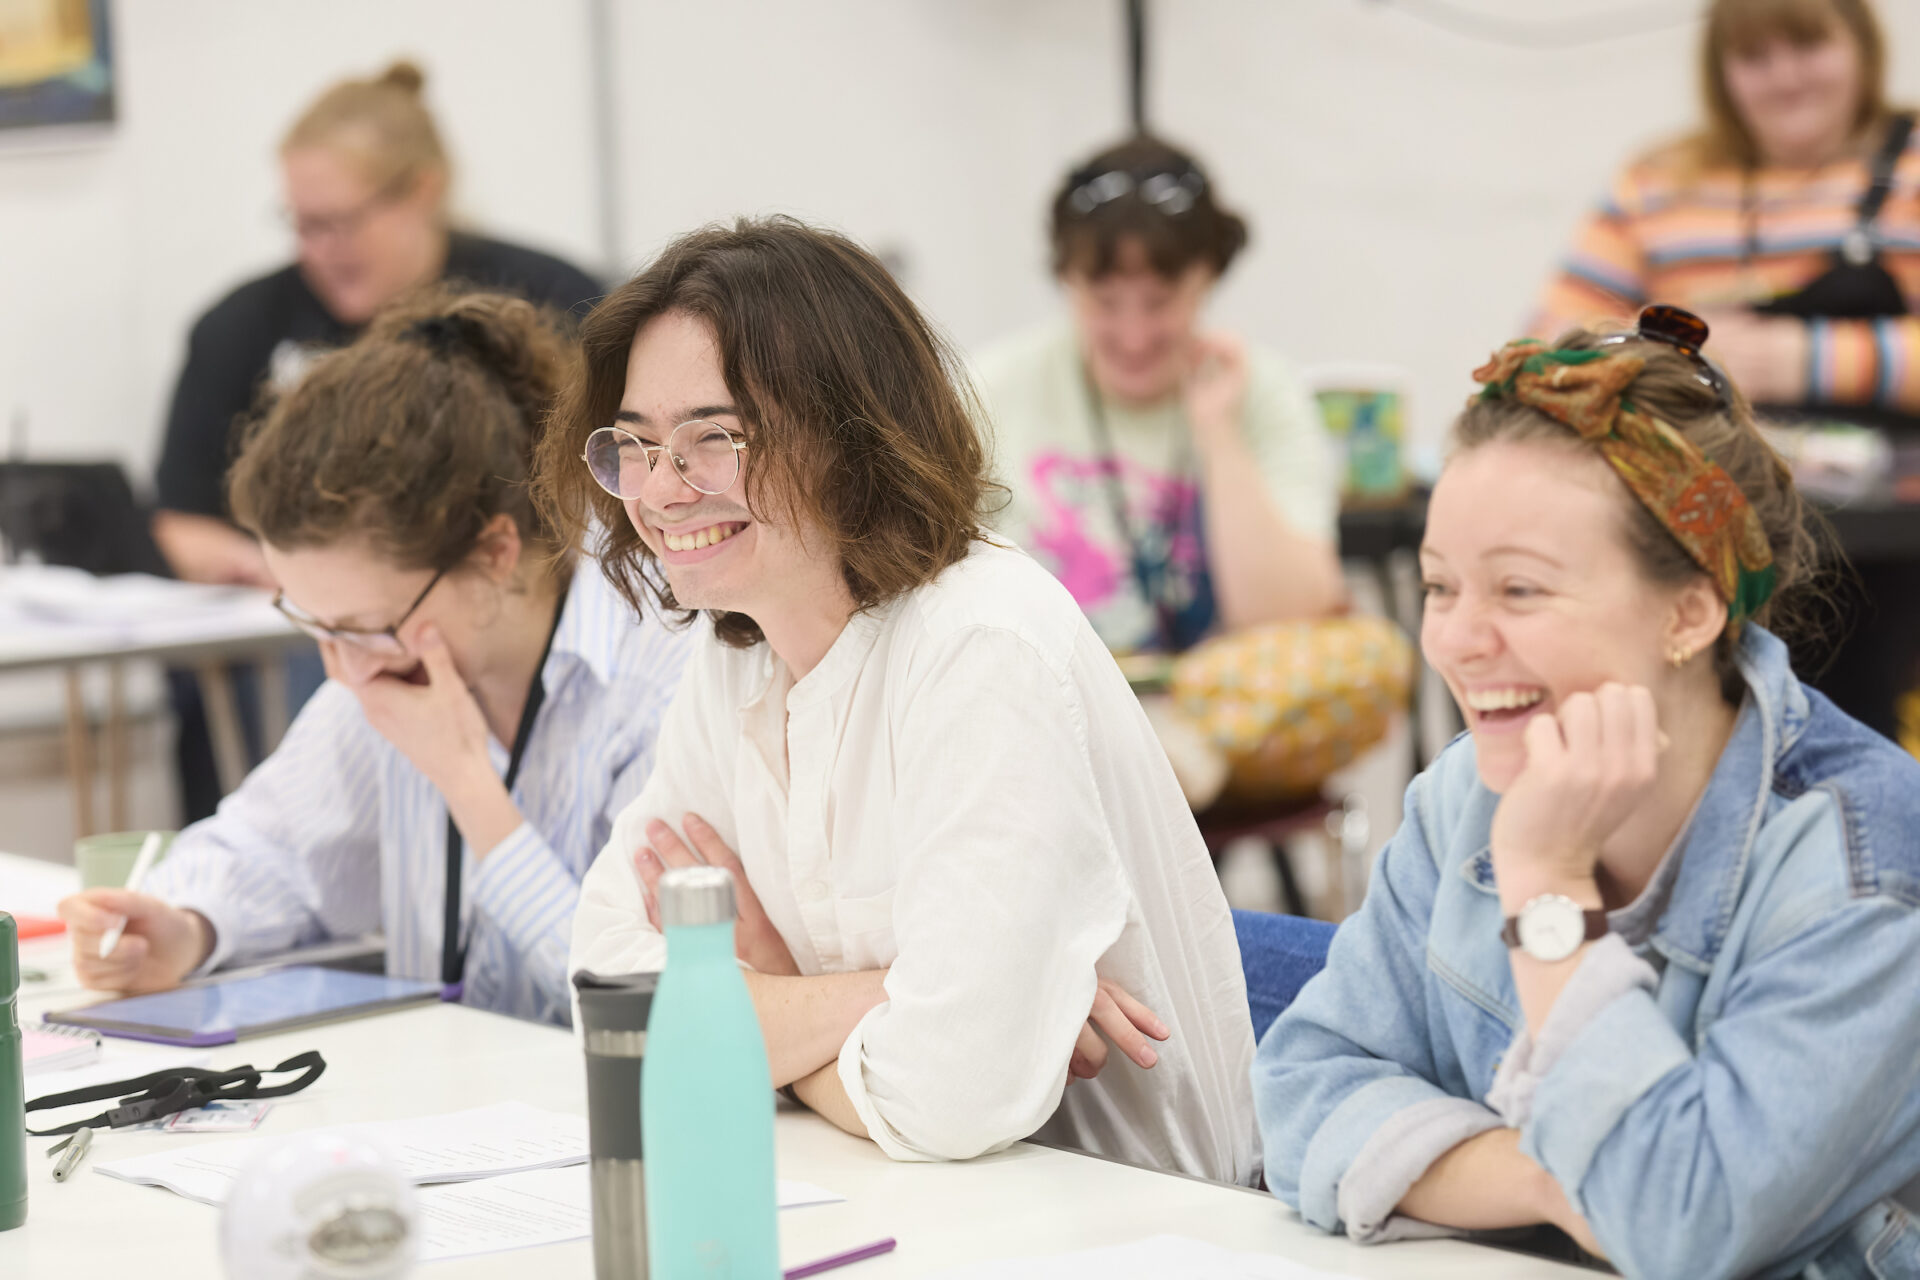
[154,232,603,518]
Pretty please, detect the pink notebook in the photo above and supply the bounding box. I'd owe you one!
[23,1023,102,1075]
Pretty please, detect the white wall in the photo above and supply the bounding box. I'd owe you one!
[612,0,1920,452]
[6,0,1920,482]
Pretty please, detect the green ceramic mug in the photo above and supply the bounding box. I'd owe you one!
[73,830,176,891]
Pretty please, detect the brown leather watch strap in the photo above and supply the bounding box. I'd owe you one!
[1499,908,1610,948]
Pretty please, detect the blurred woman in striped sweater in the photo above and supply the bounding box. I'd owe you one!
[1535,0,1915,426]
[1536,0,1919,740]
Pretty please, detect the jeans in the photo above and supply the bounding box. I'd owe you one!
[1232,909,1335,1043]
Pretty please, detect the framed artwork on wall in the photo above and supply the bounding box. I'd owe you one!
[0,0,115,131]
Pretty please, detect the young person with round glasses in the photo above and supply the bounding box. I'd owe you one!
[1254,307,1920,1278]
[550,217,1258,1183]
[58,290,690,1026]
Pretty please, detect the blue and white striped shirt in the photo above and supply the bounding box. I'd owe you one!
[145,564,691,1025]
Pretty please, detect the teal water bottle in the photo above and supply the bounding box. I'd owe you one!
[2,912,27,1231]
[642,867,778,1277]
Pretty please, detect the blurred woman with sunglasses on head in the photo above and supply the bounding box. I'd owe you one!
[58,290,690,1026]
[1255,309,1920,1278]
[975,136,1345,660]
[1533,0,1919,737]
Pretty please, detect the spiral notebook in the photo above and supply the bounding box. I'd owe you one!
[23,1023,103,1075]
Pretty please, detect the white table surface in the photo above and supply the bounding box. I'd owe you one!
[1,856,1590,1279]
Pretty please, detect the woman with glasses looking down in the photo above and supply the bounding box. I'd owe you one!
[58,290,690,1026]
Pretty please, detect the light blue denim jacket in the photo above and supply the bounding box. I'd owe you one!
[1255,627,1920,1280]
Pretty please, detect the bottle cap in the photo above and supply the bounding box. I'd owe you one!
[658,866,737,928]
[572,970,658,1035]
[0,912,16,1000]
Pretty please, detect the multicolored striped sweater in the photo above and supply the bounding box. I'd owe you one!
[1532,131,1920,413]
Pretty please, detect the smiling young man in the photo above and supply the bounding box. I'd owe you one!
[545,217,1257,1183]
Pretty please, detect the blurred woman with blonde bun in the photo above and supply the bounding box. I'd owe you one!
[154,59,601,591]
[152,61,602,820]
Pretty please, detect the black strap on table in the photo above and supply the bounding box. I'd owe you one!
[27,1050,327,1139]
[1081,369,1194,652]
[441,590,568,991]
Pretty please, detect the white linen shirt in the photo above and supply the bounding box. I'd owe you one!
[570,539,1257,1183]
[146,564,691,1026]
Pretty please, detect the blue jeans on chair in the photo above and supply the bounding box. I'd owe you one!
[1233,910,1336,1044]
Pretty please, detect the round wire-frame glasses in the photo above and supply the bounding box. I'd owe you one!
[581,419,747,499]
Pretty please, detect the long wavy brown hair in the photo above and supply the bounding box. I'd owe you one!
[533,216,1000,647]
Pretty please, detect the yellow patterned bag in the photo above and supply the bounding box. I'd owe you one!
[1170,617,1415,801]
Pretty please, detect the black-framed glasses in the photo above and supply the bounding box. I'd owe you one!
[1597,303,1733,409]
[273,567,446,656]
[581,420,748,499]
[1065,163,1208,217]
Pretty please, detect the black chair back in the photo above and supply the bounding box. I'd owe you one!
[0,461,169,578]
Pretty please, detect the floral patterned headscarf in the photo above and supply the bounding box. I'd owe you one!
[1472,340,1777,624]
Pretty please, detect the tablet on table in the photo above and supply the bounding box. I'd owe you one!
[45,966,442,1046]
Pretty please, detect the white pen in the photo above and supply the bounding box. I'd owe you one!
[98,830,164,960]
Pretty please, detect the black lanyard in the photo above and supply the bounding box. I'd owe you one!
[441,590,567,994]
[1081,369,1195,652]
[28,1051,327,1138]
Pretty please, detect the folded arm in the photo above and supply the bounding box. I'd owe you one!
[1517,897,1920,1280]
[1256,765,1567,1242]
[832,628,1133,1162]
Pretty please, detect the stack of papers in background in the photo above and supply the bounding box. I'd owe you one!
[0,564,293,659]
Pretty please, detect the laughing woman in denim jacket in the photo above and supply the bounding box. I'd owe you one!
[1254,307,1920,1280]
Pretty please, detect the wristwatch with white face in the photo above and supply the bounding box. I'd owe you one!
[1499,894,1608,963]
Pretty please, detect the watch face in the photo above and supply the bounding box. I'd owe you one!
[1517,896,1586,962]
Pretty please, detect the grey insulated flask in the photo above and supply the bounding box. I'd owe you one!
[573,969,659,1279]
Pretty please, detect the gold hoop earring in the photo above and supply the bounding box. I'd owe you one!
[1669,646,1691,669]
